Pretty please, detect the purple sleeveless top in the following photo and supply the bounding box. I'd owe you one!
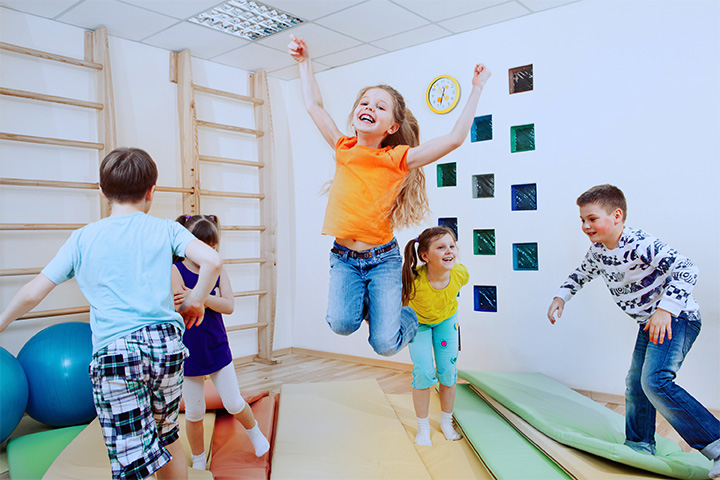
[175,262,233,376]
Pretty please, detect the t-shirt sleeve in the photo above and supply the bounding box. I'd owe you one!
[390,144,411,172]
[171,222,198,258]
[456,264,470,287]
[41,230,80,285]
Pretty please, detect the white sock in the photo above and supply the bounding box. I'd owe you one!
[246,421,270,457]
[709,456,720,479]
[415,416,432,446]
[191,451,207,470]
[441,411,462,441]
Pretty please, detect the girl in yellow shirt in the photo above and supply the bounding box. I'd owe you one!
[402,227,469,446]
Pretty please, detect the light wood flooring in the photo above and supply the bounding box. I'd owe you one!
[235,350,718,453]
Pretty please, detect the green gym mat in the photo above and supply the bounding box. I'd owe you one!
[6,424,86,480]
[458,370,712,480]
[454,383,573,479]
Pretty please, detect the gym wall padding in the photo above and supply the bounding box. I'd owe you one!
[458,370,712,480]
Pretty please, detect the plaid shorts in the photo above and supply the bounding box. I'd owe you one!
[89,323,188,480]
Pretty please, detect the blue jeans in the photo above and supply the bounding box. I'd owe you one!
[326,239,418,356]
[624,312,720,460]
[408,313,459,389]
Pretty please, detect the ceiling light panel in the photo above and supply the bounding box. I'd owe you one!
[189,0,304,40]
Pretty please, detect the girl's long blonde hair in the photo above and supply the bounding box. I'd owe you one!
[348,85,430,230]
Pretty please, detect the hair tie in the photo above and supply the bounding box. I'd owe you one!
[414,237,419,242]
[185,215,191,219]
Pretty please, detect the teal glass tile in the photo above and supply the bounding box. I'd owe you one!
[438,217,458,240]
[509,64,533,94]
[471,115,492,142]
[473,229,495,255]
[513,242,538,270]
[511,124,535,152]
[511,183,537,211]
[437,162,457,187]
[474,285,497,312]
[472,174,494,198]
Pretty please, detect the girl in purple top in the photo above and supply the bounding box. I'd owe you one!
[172,215,269,470]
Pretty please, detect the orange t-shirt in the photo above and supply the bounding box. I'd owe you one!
[322,136,410,245]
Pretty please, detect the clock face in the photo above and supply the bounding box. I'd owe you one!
[427,75,460,114]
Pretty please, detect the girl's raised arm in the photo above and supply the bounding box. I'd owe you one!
[406,64,491,170]
[289,35,342,148]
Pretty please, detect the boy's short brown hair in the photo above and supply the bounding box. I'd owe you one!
[576,184,627,221]
[99,148,158,204]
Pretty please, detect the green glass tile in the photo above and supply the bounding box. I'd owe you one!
[513,243,538,270]
[437,162,457,187]
[473,229,495,255]
[511,124,535,152]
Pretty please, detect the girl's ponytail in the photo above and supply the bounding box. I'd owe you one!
[401,237,419,306]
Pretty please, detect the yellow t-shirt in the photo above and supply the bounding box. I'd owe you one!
[322,136,410,245]
[408,263,469,325]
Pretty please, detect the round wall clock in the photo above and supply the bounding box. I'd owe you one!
[426,75,460,114]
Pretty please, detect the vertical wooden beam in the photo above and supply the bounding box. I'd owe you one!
[249,71,279,364]
[89,27,116,218]
[175,50,200,214]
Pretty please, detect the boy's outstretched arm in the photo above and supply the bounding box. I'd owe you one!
[547,297,565,324]
[288,34,342,148]
[407,64,491,169]
[178,239,223,328]
[0,274,57,332]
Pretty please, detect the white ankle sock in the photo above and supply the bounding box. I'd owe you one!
[246,421,270,457]
[415,416,432,446]
[191,451,207,470]
[440,411,462,441]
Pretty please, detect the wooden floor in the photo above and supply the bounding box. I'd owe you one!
[234,350,709,453]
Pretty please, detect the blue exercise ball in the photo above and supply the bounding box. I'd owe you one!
[17,322,96,427]
[0,346,29,442]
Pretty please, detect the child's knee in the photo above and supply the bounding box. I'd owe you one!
[641,370,674,396]
[326,313,362,336]
[223,394,247,415]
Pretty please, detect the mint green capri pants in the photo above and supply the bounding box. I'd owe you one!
[408,312,459,389]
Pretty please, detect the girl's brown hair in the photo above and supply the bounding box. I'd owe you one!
[348,86,430,230]
[401,226,457,306]
[174,215,220,261]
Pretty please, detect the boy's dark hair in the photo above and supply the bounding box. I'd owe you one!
[576,184,627,221]
[99,147,158,204]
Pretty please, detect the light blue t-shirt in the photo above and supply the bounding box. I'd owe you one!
[42,212,196,353]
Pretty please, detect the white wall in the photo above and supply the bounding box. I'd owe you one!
[0,7,294,358]
[286,0,720,409]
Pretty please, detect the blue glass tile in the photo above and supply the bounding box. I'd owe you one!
[472,174,494,198]
[437,162,456,187]
[513,242,538,270]
[474,285,497,312]
[471,115,492,142]
[473,229,495,255]
[511,124,535,152]
[511,184,537,211]
[438,217,458,240]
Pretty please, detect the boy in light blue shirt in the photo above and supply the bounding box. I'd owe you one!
[0,148,222,480]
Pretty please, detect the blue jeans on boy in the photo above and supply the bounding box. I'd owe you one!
[326,239,418,356]
[624,312,720,460]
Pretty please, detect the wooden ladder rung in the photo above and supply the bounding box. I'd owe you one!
[197,120,264,137]
[0,267,42,276]
[19,306,90,320]
[224,258,267,265]
[226,322,266,332]
[1,178,98,190]
[222,225,266,232]
[0,223,86,230]
[199,189,264,200]
[193,84,264,105]
[0,42,103,70]
[200,155,264,168]
[0,87,103,109]
[155,186,194,194]
[234,289,268,297]
[0,132,103,150]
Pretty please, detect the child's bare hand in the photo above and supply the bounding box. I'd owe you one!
[179,299,204,329]
[547,297,564,324]
[472,64,492,89]
[173,285,191,308]
[643,308,672,345]
[288,34,308,63]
